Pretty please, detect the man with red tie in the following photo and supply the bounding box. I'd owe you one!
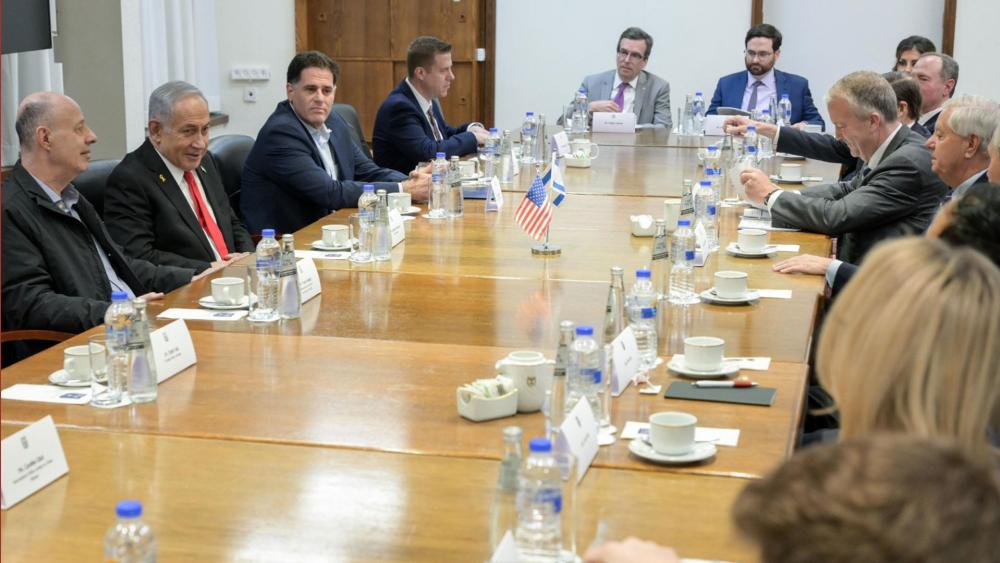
[105,81,254,273]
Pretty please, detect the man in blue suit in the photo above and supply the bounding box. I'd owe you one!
[373,36,487,174]
[241,51,431,234]
[707,24,824,129]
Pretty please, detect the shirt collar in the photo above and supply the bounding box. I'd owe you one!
[952,170,988,198]
[31,173,79,210]
[747,68,775,87]
[919,105,944,125]
[867,123,903,170]
[153,146,195,186]
[294,112,331,144]
[405,78,435,115]
[612,73,639,90]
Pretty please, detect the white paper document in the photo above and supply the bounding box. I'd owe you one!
[1,384,91,405]
[293,250,350,261]
[1,416,70,509]
[773,244,800,252]
[621,421,741,447]
[738,217,800,232]
[157,308,248,321]
[756,289,793,299]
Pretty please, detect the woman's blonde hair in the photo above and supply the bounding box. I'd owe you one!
[817,237,1000,453]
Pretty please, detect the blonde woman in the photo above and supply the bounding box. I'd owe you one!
[817,237,1000,453]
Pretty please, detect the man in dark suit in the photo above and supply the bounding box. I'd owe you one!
[104,81,254,273]
[707,24,824,129]
[911,53,959,133]
[373,36,487,174]
[741,71,950,266]
[2,93,213,359]
[241,51,431,234]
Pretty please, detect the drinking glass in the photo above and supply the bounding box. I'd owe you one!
[89,333,127,407]
[348,213,372,262]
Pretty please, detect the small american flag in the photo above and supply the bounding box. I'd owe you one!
[515,170,553,240]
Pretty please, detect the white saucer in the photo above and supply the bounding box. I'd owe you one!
[700,288,760,305]
[768,175,805,184]
[726,242,777,258]
[311,239,354,251]
[629,439,717,465]
[397,206,421,216]
[199,295,252,310]
[49,369,91,387]
[667,358,741,379]
[776,152,806,160]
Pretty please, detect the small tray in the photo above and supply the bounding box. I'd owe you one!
[457,388,518,422]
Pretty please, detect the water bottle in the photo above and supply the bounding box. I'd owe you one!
[692,91,706,134]
[758,109,774,158]
[429,153,448,218]
[490,426,523,552]
[680,179,695,219]
[682,94,694,135]
[744,126,759,162]
[602,267,626,345]
[626,269,657,325]
[483,127,499,180]
[571,88,588,135]
[127,299,157,403]
[631,307,658,370]
[515,438,562,561]
[277,234,302,320]
[355,184,378,261]
[521,112,538,166]
[704,144,721,174]
[104,500,156,562]
[565,326,601,419]
[249,229,280,322]
[703,204,719,252]
[778,93,792,127]
[446,156,464,218]
[553,320,575,378]
[668,220,698,305]
[373,189,392,261]
[499,130,515,186]
[94,292,133,406]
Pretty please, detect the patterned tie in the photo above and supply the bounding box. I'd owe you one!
[427,107,443,141]
[746,80,764,112]
[613,82,629,112]
[183,170,229,257]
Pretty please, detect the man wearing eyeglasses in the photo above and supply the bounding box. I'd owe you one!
[707,24,824,129]
[572,27,671,128]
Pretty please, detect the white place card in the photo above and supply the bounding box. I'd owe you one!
[490,176,504,209]
[1,384,90,405]
[551,130,571,157]
[293,250,350,261]
[150,319,197,384]
[389,209,406,247]
[726,356,772,370]
[756,289,793,299]
[157,308,248,322]
[703,114,728,136]
[592,111,637,133]
[1,416,69,509]
[296,257,321,303]
[555,397,599,484]
[773,244,800,252]
[611,327,640,396]
[489,529,522,563]
[621,421,741,447]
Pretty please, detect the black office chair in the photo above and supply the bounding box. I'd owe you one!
[332,103,372,158]
[207,134,255,219]
[72,159,120,217]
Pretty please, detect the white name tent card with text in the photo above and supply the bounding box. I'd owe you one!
[296,257,322,303]
[555,398,599,483]
[150,319,197,384]
[551,130,571,157]
[1,416,69,509]
[592,112,637,133]
[389,209,406,247]
[611,326,640,396]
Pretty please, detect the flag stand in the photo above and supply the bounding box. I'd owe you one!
[531,228,560,255]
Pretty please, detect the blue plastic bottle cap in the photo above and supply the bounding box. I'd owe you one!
[579,88,586,93]
[747,146,758,152]
[489,127,497,133]
[782,94,790,98]
[526,112,534,116]
[678,219,691,227]
[111,291,128,301]
[747,126,757,131]
[700,180,712,186]
[363,184,375,191]
[707,145,718,151]
[762,109,771,114]
[576,325,594,337]
[529,438,552,453]
[685,250,695,260]
[636,269,651,278]
[641,307,656,319]
[435,152,445,159]
[695,91,703,95]
[261,229,276,238]
[708,205,717,215]
[115,500,142,518]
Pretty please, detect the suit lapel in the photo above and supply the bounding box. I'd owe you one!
[632,72,647,118]
[137,140,215,258]
[399,80,434,138]
[774,69,787,98]
[195,161,233,248]
[601,71,614,101]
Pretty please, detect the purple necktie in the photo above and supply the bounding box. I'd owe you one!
[613,82,629,111]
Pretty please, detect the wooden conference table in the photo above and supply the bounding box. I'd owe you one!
[1,132,838,561]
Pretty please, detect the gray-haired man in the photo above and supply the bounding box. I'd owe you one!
[104,80,253,272]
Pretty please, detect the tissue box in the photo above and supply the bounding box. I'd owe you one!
[457,388,518,422]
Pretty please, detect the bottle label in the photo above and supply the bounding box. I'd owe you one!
[680,190,695,216]
[535,488,562,514]
[652,231,669,261]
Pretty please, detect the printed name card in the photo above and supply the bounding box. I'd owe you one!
[389,209,406,247]
[556,397,599,483]
[1,416,69,509]
[551,130,571,157]
[150,319,196,384]
[611,326,640,396]
[296,257,321,303]
[489,530,522,563]
[592,112,637,133]
[703,114,729,136]
[490,176,504,210]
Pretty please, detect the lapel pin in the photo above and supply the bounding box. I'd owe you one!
[159,174,166,183]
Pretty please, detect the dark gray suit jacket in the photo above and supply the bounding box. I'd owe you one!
[576,70,671,128]
[770,125,950,264]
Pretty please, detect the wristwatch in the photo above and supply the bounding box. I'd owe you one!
[764,189,781,206]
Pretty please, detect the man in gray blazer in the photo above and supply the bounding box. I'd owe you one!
[740,71,949,265]
[573,27,671,128]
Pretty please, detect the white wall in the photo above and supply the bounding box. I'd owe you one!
[210,0,295,139]
[495,0,752,131]
[953,0,1000,100]
[764,0,944,127]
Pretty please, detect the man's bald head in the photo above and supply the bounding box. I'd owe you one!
[15,92,79,152]
[14,92,97,187]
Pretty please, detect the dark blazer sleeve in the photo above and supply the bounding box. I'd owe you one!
[832,261,858,295]
[706,78,725,116]
[255,123,349,210]
[387,100,477,165]
[775,127,855,165]
[795,80,824,128]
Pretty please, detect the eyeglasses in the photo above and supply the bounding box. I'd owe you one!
[744,49,774,60]
[617,48,645,62]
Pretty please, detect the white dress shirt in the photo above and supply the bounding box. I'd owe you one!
[741,69,776,115]
[612,74,639,115]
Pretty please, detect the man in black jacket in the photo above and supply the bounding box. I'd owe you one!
[2,92,220,355]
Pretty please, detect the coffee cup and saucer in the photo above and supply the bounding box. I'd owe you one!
[200,277,253,310]
[50,343,105,387]
[312,224,354,250]
[667,336,741,378]
[628,411,717,465]
[726,228,776,258]
[769,162,804,184]
[700,271,760,305]
[388,192,420,215]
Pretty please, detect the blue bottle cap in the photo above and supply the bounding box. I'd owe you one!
[261,229,276,238]
[115,500,142,518]
[678,219,691,227]
[578,88,586,93]
[636,269,651,278]
[762,108,771,114]
[489,127,497,133]
[529,438,552,452]
[701,179,712,186]
[576,325,594,337]
[526,112,534,116]
[593,370,602,384]
[707,145,718,151]
[708,205,717,215]
[435,152,446,159]
[747,145,758,152]
[695,91,703,96]
[747,126,757,131]
[781,93,790,99]
[363,184,375,191]
[685,250,695,260]
[641,307,656,319]
[111,291,128,301]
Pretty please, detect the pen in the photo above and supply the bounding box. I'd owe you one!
[693,380,757,388]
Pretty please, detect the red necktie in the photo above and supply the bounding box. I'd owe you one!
[183,170,229,257]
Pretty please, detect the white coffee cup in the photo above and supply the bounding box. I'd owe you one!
[780,163,802,181]
[714,271,749,299]
[322,224,350,246]
[664,200,681,232]
[495,351,555,413]
[570,139,600,160]
[458,159,479,179]
[64,343,103,381]
[649,411,697,455]
[683,336,725,371]
[737,228,769,253]
[388,192,412,212]
[211,276,246,306]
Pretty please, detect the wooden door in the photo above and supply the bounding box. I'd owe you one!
[295,0,495,138]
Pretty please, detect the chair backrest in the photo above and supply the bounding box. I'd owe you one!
[332,103,371,157]
[72,159,120,217]
[207,134,255,216]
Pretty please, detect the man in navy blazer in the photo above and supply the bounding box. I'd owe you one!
[373,36,487,174]
[707,24,824,129]
[242,51,431,234]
